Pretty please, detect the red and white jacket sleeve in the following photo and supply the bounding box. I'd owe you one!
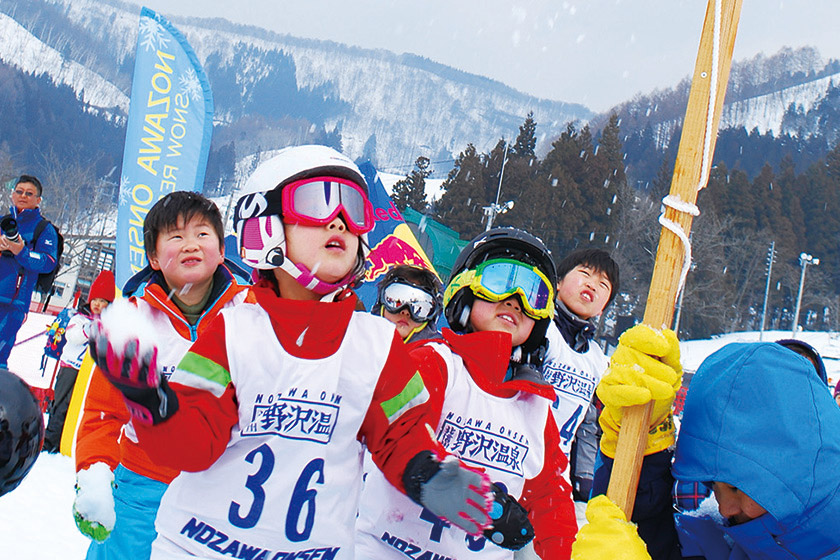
[520,409,578,559]
[359,333,447,493]
[132,313,240,472]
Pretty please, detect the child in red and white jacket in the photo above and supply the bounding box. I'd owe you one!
[90,146,494,559]
[356,228,578,560]
[42,269,115,453]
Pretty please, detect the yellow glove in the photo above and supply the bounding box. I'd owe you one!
[571,495,651,560]
[597,324,682,457]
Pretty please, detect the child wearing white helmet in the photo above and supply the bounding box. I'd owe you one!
[89,145,493,559]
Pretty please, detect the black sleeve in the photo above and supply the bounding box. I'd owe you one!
[592,449,683,560]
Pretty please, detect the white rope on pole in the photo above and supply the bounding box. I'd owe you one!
[659,196,700,297]
[658,0,722,301]
[697,0,722,193]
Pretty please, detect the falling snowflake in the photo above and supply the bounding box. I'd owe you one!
[139,15,170,52]
[179,68,202,102]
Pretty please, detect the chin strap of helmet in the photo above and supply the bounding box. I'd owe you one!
[278,258,358,296]
[507,338,550,385]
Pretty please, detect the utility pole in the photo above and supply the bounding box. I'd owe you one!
[673,284,686,336]
[791,252,819,338]
[484,142,510,231]
[758,241,775,341]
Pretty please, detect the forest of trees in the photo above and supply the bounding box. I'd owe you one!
[391,112,840,340]
[4,48,840,340]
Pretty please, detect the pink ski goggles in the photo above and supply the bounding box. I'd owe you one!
[281,176,375,235]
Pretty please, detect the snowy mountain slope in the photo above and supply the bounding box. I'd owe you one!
[643,71,839,151]
[719,72,836,136]
[0,12,128,116]
[604,45,840,156]
[178,22,584,165]
[173,19,592,166]
[6,0,590,170]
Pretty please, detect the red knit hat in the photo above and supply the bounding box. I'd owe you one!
[88,270,115,303]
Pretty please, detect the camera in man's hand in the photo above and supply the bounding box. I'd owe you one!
[1,216,21,243]
[1,216,20,256]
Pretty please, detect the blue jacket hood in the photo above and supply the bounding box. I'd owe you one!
[673,342,840,534]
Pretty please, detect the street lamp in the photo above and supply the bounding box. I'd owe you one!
[791,252,819,337]
[484,142,510,231]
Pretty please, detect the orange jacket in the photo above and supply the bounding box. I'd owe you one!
[74,266,249,482]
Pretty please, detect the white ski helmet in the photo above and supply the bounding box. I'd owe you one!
[233,145,371,294]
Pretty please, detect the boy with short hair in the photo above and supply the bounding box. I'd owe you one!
[373,264,443,342]
[73,191,249,559]
[541,248,619,501]
[357,227,578,559]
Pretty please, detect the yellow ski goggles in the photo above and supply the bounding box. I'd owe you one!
[445,258,555,320]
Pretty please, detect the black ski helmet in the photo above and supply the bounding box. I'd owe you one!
[0,369,44,497]
[444,227,557,354]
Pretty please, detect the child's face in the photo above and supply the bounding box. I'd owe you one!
[149,216,224,301]
[383,308,424,340]
[89,298,109,316]
[469,295,535,347]
[284,217,360,284]
[556,264,612,319]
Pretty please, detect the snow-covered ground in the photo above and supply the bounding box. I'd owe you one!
[3,312,839,558]
[2,313,88,558]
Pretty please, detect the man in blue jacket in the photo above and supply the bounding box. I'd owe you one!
[573,328,840,560]
[0,175,58,368]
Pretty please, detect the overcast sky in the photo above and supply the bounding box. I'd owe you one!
[131,0,839,112]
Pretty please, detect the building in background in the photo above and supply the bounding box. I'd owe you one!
[33,235,115,314]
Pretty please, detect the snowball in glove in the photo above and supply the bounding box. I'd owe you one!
[571,495,652,560]
[597,324,682,458]
[89,299,178,425]
[73,462,116,543]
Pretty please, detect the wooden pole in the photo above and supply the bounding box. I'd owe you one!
[606,0,743,517]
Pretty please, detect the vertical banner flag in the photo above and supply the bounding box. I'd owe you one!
[115,7,214,288]
[356,161,438,309]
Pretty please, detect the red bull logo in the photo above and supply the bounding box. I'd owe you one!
[365,234,431,282]
[374,200,403,222]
